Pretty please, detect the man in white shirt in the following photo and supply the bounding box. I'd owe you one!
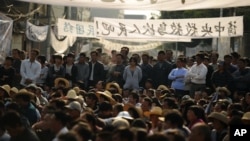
[185,53,208,97]
[20,49,41,87]
[46,111,69,141]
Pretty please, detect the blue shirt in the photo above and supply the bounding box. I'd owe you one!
[168,67,188,90]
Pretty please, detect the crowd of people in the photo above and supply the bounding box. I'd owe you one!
[0,46,250,141]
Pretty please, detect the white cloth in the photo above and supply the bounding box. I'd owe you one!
[26,20,48,42]
[20,59,41,86]
[185,63,207,84]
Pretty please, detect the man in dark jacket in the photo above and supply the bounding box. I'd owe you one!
[88,51,105,89]
[152,51,173,88]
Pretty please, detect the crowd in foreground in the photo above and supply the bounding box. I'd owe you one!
[0,47,250,141]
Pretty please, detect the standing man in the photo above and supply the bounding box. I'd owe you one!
[76,52,89,89]
[152,51,173,88]
[88,51,104,89]
[120,47,129,66]
[185,53,208,97]
[64,53,78,87]
[106,53,125,87]
[20,49,41,87]
[12,49,22,88]
[140,53,153,87]
[0,57,15,86]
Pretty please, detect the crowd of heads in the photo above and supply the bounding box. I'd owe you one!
[0,47,249,141]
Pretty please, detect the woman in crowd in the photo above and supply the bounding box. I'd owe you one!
[123,57,142,90]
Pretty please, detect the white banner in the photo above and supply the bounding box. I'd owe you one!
[57,18,191,42]
[57,18,95,38]
[95,16,243,39]
[99,38,162,53]
[17,0,250,11]
[26,21,49,42]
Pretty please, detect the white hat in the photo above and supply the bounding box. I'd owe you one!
[66,89,79,99]
[65,101,82,113]
[116,111,134,120]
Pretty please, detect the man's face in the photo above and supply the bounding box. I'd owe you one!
[157,54,165,61]
[30,51,37,60]
[165,51,172,60]
[12,50,19,59]
[66,57,74,64]
[142,55,149,64]
[195,56,202,64]
[224,57,232,65]
[79,56,85,63]
[91,53,98,62]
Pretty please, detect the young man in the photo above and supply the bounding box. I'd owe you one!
[20,49,41,87]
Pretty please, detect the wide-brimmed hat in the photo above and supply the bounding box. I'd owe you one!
[208,112,228,125]
[65,101,82,113]
[149,106,163,116]
[116,111,134,120]
[10,87,19,94]
[242,112,250,120]
[73,86,80,94]
[157,85,169,91]
[0,84,11,96]
[106,82,122,94]
[54,77,70,88]
[96,91,116,105]
[65,89,79,99]
[216,87,231,96]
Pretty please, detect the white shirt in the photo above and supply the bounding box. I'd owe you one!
[90,62,95,80]
[20,59,41,86]
[52,127,69,141]
[186,63,207,84]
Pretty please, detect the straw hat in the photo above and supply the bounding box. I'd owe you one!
[73,86,80,94]
[242,112,250,120]
[149,106,163,116]
[10,87,19,94]
[19,89,28,93]
[157,85,169,91]
[216,87,231,96]
[65,89,79,99]
[96,91,116,105]
[106,82,122,94]
[0,84,11,96]
[54,77,70,88]
[208,112,229,125]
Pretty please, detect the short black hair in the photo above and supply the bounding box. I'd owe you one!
[90,51,98,56]
[79,52,86,58]
[37,55,47,64]
[53,111,70,126]
[196,53,205,60]
[158,50,165,55]
[2,111,23,128]
[5,56,14,63]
